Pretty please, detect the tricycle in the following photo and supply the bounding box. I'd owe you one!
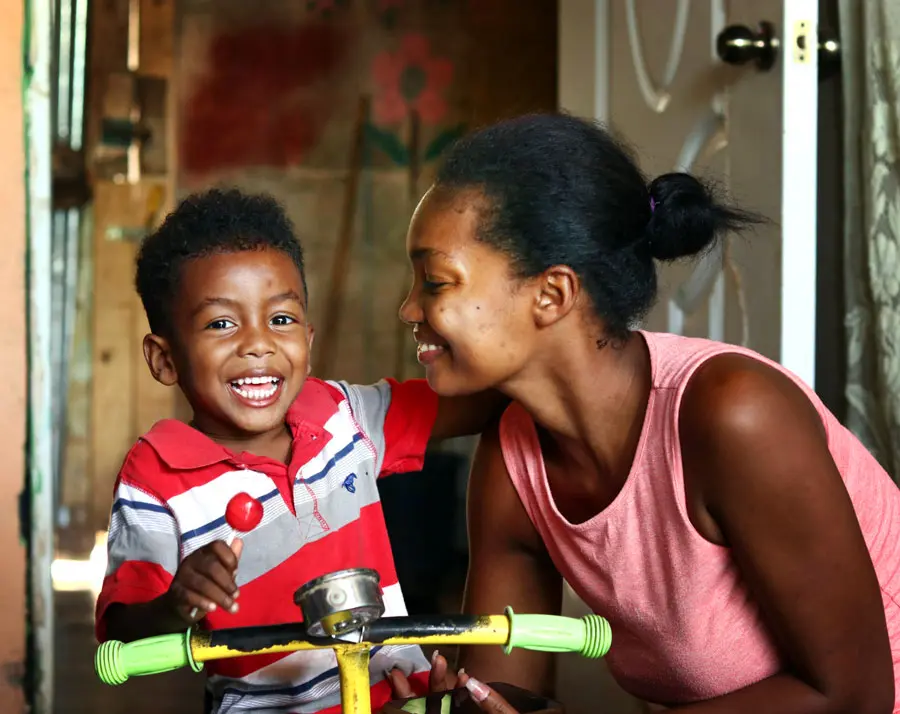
[95,495,613,714]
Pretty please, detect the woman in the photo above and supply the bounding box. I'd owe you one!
[387,114,899,713]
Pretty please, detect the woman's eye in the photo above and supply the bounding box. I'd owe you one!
[423,279,447,293]
[207,318,235,330]
[271,314,296,326]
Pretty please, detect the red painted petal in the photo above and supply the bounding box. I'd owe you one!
[414,90,448,126]
[400,33,431,64]
[371,51,403,87]
[373,89,408,124]
[424,57,453,90]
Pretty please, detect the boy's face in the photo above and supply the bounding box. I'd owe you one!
[143,247,313,443]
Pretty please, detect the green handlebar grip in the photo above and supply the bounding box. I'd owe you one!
[95,629,202,685]
[504,607,611,658]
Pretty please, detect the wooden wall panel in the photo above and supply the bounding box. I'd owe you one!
[90,181,174,527]
[81,0,178,532]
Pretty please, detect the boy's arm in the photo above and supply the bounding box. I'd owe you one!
[98,471,242,643]
[103,594,185,643]
[331,378,508,477]
[96,473,184,643]
[431,389,510,442]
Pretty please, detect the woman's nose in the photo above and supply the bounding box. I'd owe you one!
[398,286,422,325]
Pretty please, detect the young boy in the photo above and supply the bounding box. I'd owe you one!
[95,189,505,714]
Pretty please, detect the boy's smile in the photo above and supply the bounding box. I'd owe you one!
[143,247,313,452]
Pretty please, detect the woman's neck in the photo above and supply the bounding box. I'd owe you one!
[501,330,652,477]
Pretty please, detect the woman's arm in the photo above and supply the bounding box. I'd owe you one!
[458,419,563,697]
[674,353,894,714]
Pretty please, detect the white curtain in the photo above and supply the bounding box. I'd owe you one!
[839,0,900,484]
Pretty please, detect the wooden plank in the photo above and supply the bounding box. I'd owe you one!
[60,205,96,553]
[87,0,179,532]
[90,181,160,529]
[86,0,130,172]
[138,76,169,176]
[139,0,175,78]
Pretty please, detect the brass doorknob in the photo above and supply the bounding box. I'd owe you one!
[716,22,777,72]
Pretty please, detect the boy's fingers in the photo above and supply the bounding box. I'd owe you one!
[230,538,244,560]
[179,571,239,613]
[169,583,216,619]
[165,588,210,623]
[208,540,240,570]
[197,556,240,596]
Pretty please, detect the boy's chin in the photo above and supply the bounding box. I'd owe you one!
[230,408,291,434]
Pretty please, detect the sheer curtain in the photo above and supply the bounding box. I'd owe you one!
[839,0,900,483]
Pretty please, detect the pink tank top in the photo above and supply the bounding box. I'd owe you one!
[500,331,900,709]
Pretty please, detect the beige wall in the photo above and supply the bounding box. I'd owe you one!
[0,0,28,711]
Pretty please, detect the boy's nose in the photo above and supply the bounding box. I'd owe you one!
[239,325,276,357]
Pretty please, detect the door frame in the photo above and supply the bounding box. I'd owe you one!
[25,0,56,710]
[558,0,820,389]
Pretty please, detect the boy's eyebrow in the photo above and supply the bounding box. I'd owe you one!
[191,291,304,316]
[192,296,239,316]
[269,290,303,304]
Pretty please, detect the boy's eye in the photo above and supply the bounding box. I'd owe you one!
[271,314,296,326]
[207,318,235,330]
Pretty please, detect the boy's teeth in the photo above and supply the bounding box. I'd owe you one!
[230,376,280,401]
[233,376,279,386]
[231,383,278,400]
[417,343,443,353]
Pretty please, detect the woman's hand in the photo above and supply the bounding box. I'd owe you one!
[386,650,462,699]
[456,673,518,714]
[386,651,520,714]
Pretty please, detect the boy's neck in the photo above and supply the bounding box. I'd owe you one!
[191,419,294,465]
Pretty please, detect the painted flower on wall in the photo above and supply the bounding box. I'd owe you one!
[371,33,453,125]
[373,0,406,27]
[306,0,348,17]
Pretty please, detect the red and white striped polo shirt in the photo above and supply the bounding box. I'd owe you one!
[96,377,438,713]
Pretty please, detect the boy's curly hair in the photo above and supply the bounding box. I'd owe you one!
[135,188,307,336]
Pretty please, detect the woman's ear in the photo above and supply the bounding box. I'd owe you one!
[143,333,179,386]
[533,265,580,327]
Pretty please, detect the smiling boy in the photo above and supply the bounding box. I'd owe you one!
[95,189,504,714]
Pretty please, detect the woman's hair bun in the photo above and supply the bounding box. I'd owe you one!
[645,173,761,262]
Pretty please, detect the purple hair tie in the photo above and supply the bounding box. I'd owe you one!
[649,197,656,213]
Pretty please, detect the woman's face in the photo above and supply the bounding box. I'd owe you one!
[399,188,540,396]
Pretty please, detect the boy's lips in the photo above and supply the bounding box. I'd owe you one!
[228,374,284,408]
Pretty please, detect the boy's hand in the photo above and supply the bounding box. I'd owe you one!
[166,539,243,622]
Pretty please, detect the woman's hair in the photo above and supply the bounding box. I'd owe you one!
[434,113,759,338]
